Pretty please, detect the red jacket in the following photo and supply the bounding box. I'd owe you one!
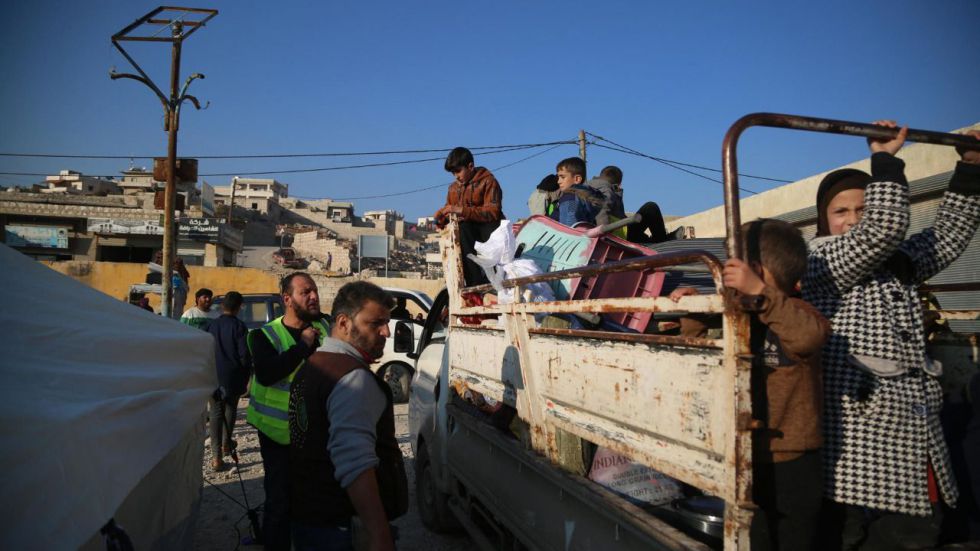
[440,167,503,225]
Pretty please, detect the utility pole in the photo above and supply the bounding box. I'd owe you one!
[578,129,587,162]
[227,176,237,225]
[111,7,217,318]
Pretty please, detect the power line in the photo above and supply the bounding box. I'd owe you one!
[197,143,551,177]
[590,141,759,196]
[586,132,791,184]
[305,142,571,201]
[0,143,573,179]
[0,140,576,160]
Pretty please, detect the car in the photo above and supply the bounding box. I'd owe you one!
[377,287,433,403]
[272,248,306,268]
[211,293,286,330]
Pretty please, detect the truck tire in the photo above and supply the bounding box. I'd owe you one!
[381,362,412,404]
[415,443,460,533]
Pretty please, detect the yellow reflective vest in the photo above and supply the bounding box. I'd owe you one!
[246,316,330,444]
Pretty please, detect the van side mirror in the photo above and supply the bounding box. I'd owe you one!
[393,321,414,354]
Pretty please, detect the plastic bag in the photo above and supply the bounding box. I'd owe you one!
[468,220,555,312]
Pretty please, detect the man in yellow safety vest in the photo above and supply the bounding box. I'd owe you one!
[246,272,330,551]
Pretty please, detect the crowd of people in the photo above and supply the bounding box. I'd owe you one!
[178,275,405,551]
[434,126,980,549]
[152,124,979,551]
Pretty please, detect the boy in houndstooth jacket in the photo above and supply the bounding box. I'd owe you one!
[803,122,980,549]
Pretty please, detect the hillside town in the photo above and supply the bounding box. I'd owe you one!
[3,4,980,551]
[0,166,444,311]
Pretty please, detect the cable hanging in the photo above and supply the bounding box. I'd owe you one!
[0,142,572,179]
[300,142,571,201]
[586,132,790,184]
[590,139,759,195]
[0,140,576,160]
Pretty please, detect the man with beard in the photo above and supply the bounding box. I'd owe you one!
[247,272,331,551]
[288,282,408,551]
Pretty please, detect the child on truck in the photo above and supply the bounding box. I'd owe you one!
[549,157,604,227]
[803,123,980,549]
[671,218,830,551]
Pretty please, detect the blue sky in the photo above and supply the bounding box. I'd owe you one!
[1,1,978,221]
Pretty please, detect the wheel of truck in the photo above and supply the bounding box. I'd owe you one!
[415,443,460,533]
[381,362,412,404]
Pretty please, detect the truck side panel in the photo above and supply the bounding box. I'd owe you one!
[446,403,711,551]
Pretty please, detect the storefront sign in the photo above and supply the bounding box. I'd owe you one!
[5,224,69,249]
[88,218,164,235]
[179,217,221,240]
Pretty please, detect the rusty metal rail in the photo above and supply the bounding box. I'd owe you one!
[528,326,721,349]
[722,113,980,260]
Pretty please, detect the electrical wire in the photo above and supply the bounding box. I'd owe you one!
[0,143,568,179]
[323,141,571,201]
[586,132,790,184]
[590,142,759,196]
[0,140,576,160]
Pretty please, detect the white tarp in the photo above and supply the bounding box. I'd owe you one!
[0,243,216,550]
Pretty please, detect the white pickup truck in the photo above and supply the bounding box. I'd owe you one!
[399,115,980,551]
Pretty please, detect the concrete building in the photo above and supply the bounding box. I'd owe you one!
[117,167,159,195]
[0,190,242,266]
[214,177,288,221]
[363,209,403,235]
[41,170,119,196]
[315,200,354,223]
[291,229,354,274]
[416,216,437,231]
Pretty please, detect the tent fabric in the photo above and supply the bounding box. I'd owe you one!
[0,244,216,550]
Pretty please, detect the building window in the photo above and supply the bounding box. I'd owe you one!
[251,202,259,210]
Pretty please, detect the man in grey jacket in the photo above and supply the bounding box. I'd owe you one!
[288,282,408,551]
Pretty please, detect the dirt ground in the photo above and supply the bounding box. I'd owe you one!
[192,398,471,550]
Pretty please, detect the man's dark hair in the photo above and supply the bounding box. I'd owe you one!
[195,288,213,300]
[223,291,243,311]
[331,281,395,321]
[556,157,586,179]
[742,219,807,293]
[280,272,313,295]
[600,166,623,186]
[444,147,474,173]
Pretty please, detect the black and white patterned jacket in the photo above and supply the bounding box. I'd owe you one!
[803,153,980,516]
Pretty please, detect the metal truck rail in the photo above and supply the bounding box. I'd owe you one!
[434,114,977,550]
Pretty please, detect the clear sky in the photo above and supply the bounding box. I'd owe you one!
[1,1,977,222]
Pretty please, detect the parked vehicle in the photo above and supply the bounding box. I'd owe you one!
[212,293,285,330]
[376,287,432,403]
[404,115,980,550]
[272,248,306,268]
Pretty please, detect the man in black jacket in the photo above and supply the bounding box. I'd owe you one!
[288,281,408,551]
[247,273,330,551]
[206,291,251,471]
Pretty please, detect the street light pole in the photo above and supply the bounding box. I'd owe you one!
[111,7,217,318]
[161,22,183,319]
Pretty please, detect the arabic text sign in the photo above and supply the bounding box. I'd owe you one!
[179,217,221,240]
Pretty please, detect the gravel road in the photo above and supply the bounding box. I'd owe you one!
[193,399,471,550]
